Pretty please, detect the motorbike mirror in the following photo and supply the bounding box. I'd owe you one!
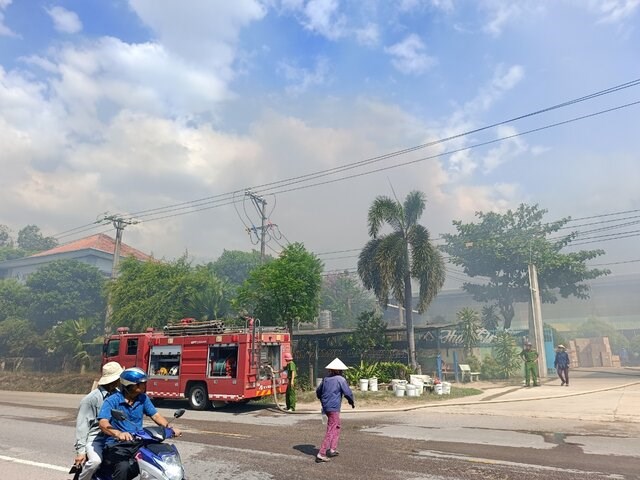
[111,409,127,421]
[174,409,186,419]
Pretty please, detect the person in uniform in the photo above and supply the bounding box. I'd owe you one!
[284,352,297,411]
[519,341,540,387]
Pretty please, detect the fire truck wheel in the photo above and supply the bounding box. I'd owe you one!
[188,384,210,410]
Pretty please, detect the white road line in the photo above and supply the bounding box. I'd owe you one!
[0,454,68,473]
[414,450,625,479]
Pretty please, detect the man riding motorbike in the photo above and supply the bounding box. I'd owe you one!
[98,367,181,480]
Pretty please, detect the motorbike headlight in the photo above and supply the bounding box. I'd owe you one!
[156,454,184,480]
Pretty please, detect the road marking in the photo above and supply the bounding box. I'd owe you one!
[414,450,624,479]
[0,455,68,473]
[188,429,251,438]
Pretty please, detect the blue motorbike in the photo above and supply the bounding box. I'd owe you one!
[93,408,186,480]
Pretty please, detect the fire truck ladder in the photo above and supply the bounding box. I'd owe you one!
[163,319,225,336]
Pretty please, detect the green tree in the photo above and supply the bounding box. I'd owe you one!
[576,317,629,354]
[109,256,206,332]
[0,279,30,321]
[236,243,323,333]
[491,330,522,379]
[27,260,106,331]
[481,305,500,331]
[210,250,270,289]
[321,272,376,328]
[0,318,43,370]
[348,310,391,362]
[457,307,480,358]
[0,224,11,247]
[185,266,231,320]
[17,224,57,252]
[358,190,445,371]
[48,317,101,372]
[442,204,610,329]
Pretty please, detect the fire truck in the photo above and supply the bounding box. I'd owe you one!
[102,317,291,410]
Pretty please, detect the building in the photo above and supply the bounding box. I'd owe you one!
[0,233,152,281]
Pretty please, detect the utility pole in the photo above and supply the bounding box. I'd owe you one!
[245,191,268,263]
[528,263,547,377]
[98,214,137,336]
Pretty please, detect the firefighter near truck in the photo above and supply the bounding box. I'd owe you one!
[102,317,291,410]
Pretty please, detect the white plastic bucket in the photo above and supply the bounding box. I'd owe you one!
[394,385,406,397]
[435,384,443,395]
[406,384,418,397]
[412,380,424,395]
[442,382,451,395]
[369,377,378,392]
[359,378,369,392]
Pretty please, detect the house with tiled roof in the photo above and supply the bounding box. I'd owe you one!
[0,233,152,281]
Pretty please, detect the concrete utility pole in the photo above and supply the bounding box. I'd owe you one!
[98,214,137,336]
[245,191,268,263]
[528,263,547,377]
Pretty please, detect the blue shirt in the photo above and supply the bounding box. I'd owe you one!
[98,390,158,446]
[316,374,354,413]
[554,351,570,369]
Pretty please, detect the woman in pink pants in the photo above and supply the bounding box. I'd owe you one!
[315,358,355,463]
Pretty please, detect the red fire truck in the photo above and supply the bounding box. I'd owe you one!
[102,317,291,410]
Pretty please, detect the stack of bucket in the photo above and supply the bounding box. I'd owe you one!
[391,379,407,396]
[359,378,379,392]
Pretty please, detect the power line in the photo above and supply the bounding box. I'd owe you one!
[54,78,640,231]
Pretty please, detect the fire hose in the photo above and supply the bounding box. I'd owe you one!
[266,365,289,413]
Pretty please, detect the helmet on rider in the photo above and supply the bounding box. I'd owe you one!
[120,367,148,391]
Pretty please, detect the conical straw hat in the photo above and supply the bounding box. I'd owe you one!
[325,358,349,370]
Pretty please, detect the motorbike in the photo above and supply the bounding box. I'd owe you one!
[92,408,186,480]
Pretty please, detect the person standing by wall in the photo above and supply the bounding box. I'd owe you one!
[519,341,540,387]
[284,352,297,411]
[315,358,355,463]
[73,362,124,480]
[554,344,570,386]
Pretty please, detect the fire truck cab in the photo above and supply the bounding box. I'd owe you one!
[102,317,291,410]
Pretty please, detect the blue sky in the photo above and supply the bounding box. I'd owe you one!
[1,0,639,286]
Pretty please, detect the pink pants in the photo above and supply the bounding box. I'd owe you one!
[319,411,341,455]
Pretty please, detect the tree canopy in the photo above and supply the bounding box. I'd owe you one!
[441,204,610,329]
[235,242,323,332]
[27,259,107,331]
[16,224,58,252]
[358,190,445,371]
[210,249,270,288]
[320,272,376,328]
[108,256,230,332]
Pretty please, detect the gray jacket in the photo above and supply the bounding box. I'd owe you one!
[75,386,110,454]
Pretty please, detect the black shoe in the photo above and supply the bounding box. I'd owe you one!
[560,381,565,386]
[327,449,339,457]
[565,383,569,386]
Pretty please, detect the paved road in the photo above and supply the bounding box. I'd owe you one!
[1,368,639,479]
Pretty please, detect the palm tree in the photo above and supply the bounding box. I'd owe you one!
[358,190,445,371]
[457,307,480,358]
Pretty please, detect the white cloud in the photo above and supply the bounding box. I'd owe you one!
[286,0,347,40]
[45,6,82,34]
[128,0,266,70]
[587,0,640,23]
[0,0,16,37]
[278,56,330,95]
[385,34,436,75]
[398,0,454,13]
[355,23,379,47]
[481,125,528,173]
[463,64,525,115]
[479,1,544,37]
